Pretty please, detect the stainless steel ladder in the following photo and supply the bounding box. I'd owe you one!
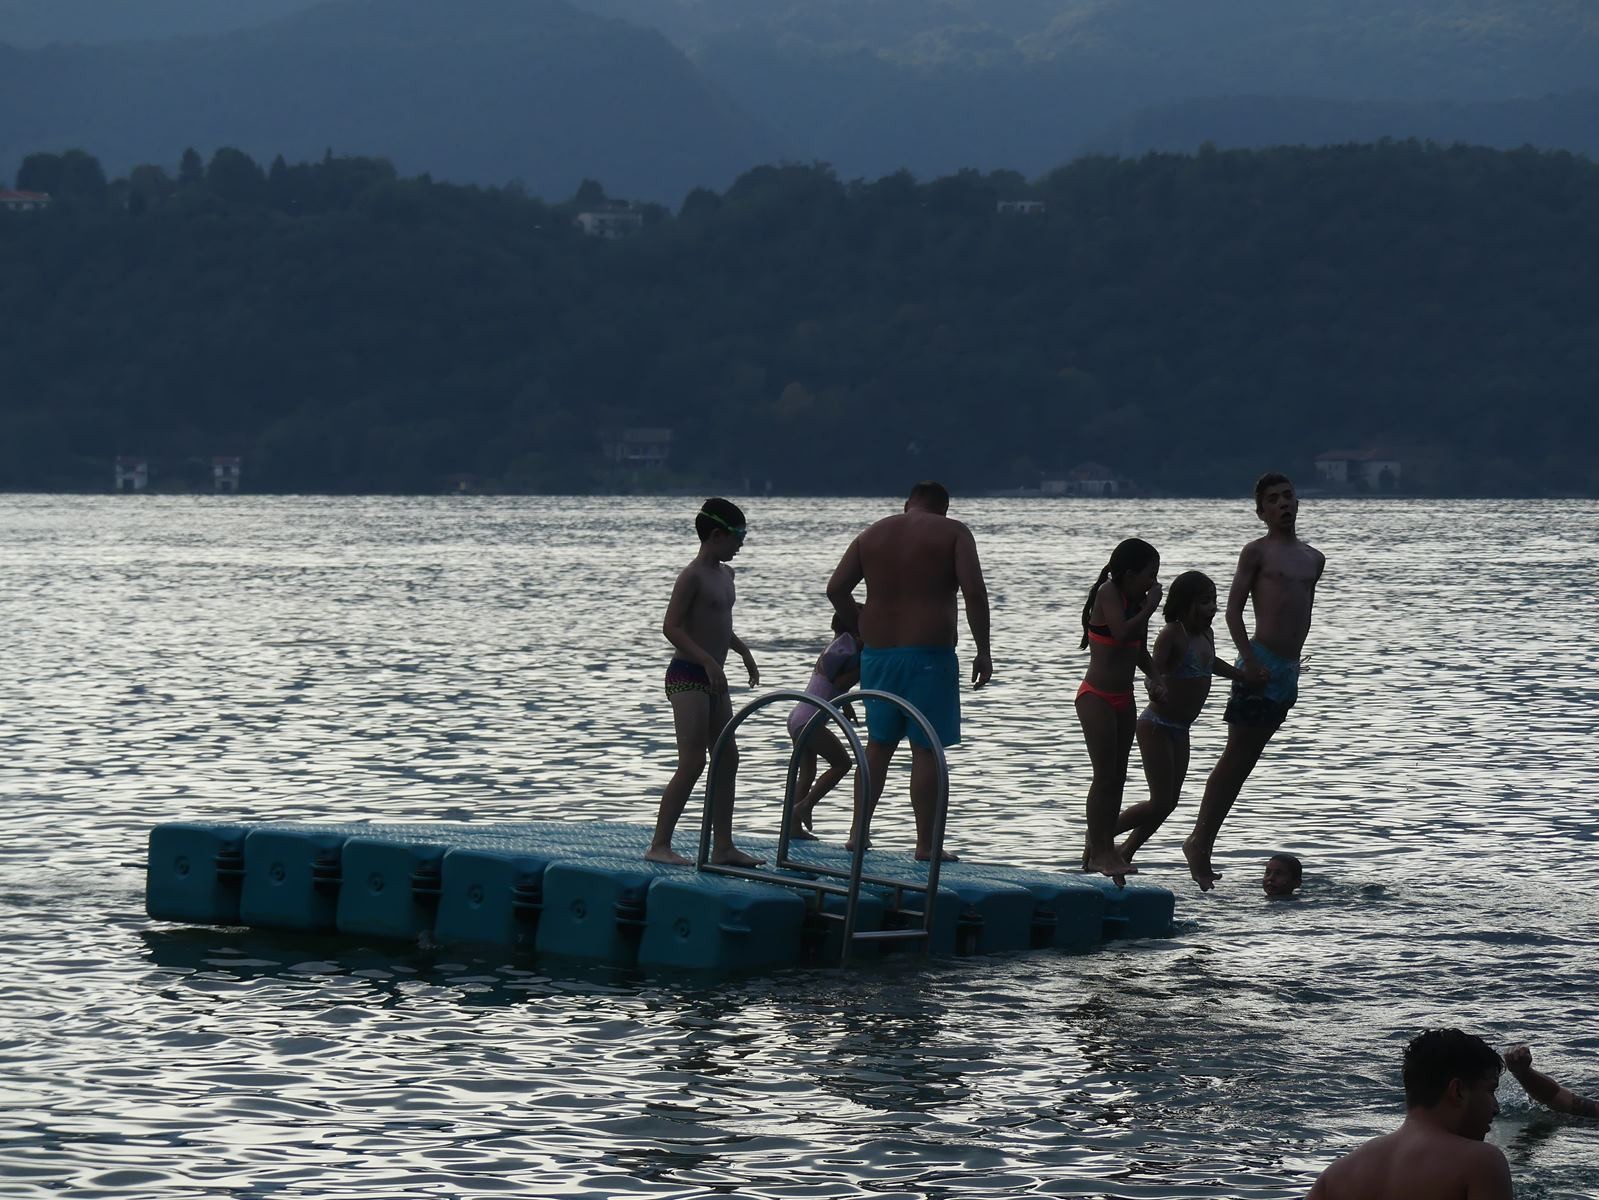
[694,688,950,965]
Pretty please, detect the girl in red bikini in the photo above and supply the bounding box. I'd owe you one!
[1075,537,1161,882]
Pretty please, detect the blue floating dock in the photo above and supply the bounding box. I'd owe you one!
[146,819,1175,971]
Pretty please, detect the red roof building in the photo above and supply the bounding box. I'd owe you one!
[0,189,52,211]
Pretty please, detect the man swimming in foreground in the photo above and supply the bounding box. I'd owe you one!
[1308,1028,1512,1199]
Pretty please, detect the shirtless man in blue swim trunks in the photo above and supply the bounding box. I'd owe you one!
[826,481,992,861]
[1183,472,1325,890]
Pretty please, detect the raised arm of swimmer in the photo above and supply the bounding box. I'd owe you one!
[1505,1044,1599,1119]
[954,522,992,687]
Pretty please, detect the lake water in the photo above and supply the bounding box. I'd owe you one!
[0,495,1595,1199]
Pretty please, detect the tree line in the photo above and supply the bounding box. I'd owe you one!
[3,141,1597,496]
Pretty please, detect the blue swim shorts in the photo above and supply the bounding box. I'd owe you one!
[859,645,961,749]
[1223,640,1301,727]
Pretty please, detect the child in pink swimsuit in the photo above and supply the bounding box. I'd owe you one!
[786,615,862,838]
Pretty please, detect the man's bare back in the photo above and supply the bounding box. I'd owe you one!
[1310,1122,1512,1200]
[853,510,966,648]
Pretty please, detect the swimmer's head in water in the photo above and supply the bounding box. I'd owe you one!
[1262,853,1302,897]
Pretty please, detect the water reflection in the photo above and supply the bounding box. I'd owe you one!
[811,972,968,1113]
[3,496,1598,1197]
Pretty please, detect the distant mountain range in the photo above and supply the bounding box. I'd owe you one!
[0,0,313,46]
[3,0,1596,199]
[574,0,1599,98]
[0,0,780,201]
[1095,90,1599,159]
[668,0,1599,176]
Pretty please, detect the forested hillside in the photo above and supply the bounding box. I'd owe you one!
[4,141,1596,496]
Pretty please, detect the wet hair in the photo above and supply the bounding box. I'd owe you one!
[694,497,746,543]
[1254,471,1292,513]
[1403,1029,1502,1108]
[906,480,950,515]
[1266,853,1302,884]
[1164,570,1216,624]
[1079,538,1159,650]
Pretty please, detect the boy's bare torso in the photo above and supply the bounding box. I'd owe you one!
[856,512,963,648]
[1246,535,1324,660]
[680,560,736,665]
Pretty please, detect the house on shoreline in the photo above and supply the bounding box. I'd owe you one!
[602,427,672,469]
[1041,462,1135,497]
[1314,448,1402,490]
[0,189,51,212]
[114,456,149,492]
[575,206,643,238]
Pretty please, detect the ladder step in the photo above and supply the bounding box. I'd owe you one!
[851,928,930,942]
[781,861,936,895]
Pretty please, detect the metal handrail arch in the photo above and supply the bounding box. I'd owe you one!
[694,687,950,964]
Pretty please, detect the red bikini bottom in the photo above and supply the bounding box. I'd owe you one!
[1076,679,1135,712]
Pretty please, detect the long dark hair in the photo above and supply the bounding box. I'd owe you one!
[1080,537,1159,649]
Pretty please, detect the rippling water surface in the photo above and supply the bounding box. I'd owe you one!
[1,495,1596,1198]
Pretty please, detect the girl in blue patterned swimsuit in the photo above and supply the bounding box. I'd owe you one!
[1114,571,1246,865]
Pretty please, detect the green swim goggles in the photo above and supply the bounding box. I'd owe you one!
[702,511,747,541]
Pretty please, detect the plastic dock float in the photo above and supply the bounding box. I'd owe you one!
[146,819,1176,972]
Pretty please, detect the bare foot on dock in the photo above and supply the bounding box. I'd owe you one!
[843,837,874,852]
[710,846,765,868]
[1182,837,1220,891]
[915,847,959,862]
[790,828,819,841]
[1085,850,1136,885]
[644,846,694,866]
